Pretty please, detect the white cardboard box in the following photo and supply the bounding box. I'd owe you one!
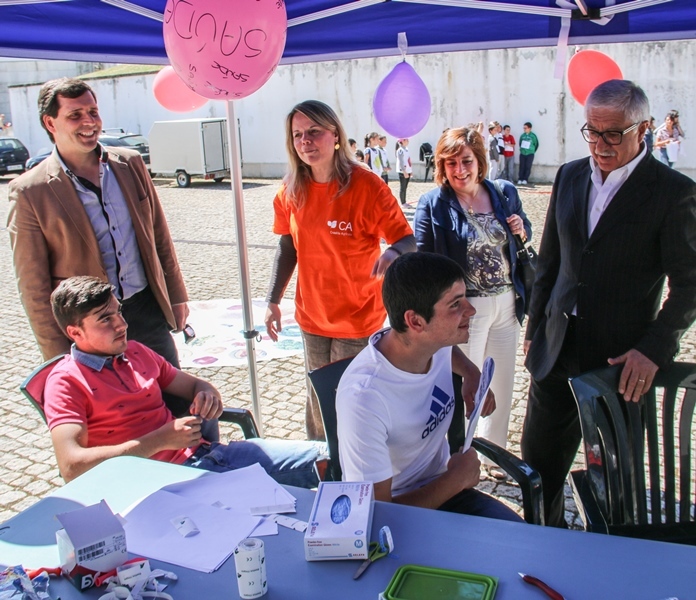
[304,481,374,561]
[56,500,128,589]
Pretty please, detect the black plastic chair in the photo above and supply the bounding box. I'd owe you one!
[308,357,544,525]
[419,142,434,182]
[21,355,260,440]
[569,362,696,545]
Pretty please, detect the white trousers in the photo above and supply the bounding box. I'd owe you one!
[488,159,498,180]
[460,290,521,464]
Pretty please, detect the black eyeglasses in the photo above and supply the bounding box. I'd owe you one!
[580,122,641,146]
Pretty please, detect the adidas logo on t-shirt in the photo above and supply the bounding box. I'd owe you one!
[422,384,454,439]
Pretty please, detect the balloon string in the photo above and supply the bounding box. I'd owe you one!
[397,32,408,62]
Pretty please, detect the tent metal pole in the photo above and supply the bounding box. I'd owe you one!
[225,99,264,437]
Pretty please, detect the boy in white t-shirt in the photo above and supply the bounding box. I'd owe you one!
[336,253,522,521]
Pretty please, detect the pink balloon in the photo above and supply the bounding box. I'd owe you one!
[373,62,431,138]
[567,50,623,106]
[163,0,287,101]
[153,66,208,112]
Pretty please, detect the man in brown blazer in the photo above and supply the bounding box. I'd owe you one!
[7,77,188,368]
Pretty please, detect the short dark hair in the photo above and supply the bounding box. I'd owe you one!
[51,276,114,335]
[383,253,466,333]
[37,77,97,143]
[524,122,533,129]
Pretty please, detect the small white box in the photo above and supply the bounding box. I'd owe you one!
[56,500,128,590]
[304,482,374,561]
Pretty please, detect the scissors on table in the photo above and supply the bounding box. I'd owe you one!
[353,526,394,580]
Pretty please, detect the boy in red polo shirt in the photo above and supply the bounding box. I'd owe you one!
[502,125,516,182]
[45,276,325,484]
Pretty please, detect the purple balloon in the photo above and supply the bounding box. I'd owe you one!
[373,62,431,138]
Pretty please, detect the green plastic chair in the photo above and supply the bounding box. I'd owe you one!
[21,355,260,440]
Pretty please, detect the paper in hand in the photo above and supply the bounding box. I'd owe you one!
[461,356,495,452]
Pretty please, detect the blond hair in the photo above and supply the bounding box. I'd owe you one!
[283,100,355,209]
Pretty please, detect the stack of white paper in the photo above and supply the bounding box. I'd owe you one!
[161,463,297,514]
[121,463,299,572]
[123,490,260,573]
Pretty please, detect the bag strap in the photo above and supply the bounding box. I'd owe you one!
[492,180,526,251]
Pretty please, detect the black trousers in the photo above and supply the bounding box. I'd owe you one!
[398,173,410,204]
[121,286,220,442]
[121,286,179,368]
[521,318,583,527]
[381,172,389,186]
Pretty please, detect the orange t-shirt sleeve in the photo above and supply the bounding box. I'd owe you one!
[363,173,414,244]
[272,189,291,235]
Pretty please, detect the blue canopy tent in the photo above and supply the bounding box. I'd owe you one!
[1,0,694,64]
[2,0,694,431]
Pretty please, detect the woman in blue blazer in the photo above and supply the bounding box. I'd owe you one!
[414,127,532,479]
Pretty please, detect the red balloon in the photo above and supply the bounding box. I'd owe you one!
[567,50,623,106]
[153,66,208,112]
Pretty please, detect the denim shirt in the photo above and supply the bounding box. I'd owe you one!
[413,178,532,324]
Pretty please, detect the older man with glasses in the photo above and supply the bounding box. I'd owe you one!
[521,79,696,528]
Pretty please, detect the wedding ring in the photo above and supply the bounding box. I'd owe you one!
[638,378,645,383]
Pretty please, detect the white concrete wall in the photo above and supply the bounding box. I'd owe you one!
[0,59,99,130]
[9,40,696,180]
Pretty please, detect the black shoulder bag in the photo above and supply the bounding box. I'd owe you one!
[493,180,538,315]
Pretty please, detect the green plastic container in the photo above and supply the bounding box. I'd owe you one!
[382,564,498,600]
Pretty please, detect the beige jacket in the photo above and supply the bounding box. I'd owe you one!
[8,147,188,360]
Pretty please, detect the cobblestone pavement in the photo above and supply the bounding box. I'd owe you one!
[0,174,694,527]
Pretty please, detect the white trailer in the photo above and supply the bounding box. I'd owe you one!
[148,118,230,187]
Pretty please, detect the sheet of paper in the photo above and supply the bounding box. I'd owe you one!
[462,356,495,452]
[161,463,297,515]
[249,516,279,537]
[122,490,261,573]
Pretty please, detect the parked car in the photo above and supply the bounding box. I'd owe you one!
[25,147,53,170]
[0,137,30,176]
[22,132,150,173]
[99,133,150,166]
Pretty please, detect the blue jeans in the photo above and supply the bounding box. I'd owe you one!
[518,153,534,182]
[185,439,327,489]
[438,488,524,522]
[660,148,674,168]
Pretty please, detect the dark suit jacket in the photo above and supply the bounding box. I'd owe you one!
[7,147,188,360]
[525,151,696,381]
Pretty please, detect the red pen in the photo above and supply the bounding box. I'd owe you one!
[519,572,566,600]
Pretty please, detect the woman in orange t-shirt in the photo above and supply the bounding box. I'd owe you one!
[265,100,415,440]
